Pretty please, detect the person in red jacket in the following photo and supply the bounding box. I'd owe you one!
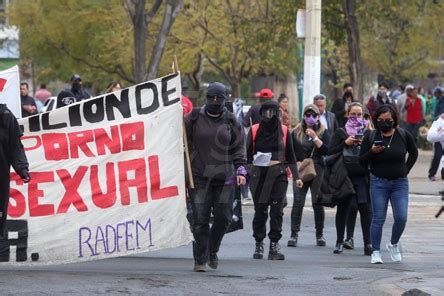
[405,86,423,142]
[182,95,193,115]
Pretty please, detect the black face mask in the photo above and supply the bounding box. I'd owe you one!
[377,121,393,132]
[343,91,353,100]
[205,97,225,115]
[72,82,81,92]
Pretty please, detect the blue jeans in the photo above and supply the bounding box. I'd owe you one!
[370,175,409,251]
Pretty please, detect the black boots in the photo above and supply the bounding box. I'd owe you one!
[287,234,298,247]
[253,241,264,259]
[344,237,354,249]
[268,242,285,260]
[316,235,326,246]
[333,242,344,254]
[208,253,218,269]
[364,244,372,256]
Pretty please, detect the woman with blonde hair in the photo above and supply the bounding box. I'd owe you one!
[288,104,330,247]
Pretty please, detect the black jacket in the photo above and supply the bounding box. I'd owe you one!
[185,107,246,181]
[0,104,29,204]
[317,152,355,207]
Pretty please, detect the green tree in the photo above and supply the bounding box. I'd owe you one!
[167,0,302,97]
[10,0,182,88]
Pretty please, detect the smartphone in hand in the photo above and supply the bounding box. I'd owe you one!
[354,133,364,140]
[373,140,384,147]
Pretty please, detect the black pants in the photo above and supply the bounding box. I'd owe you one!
[428,142,443,178]
[189,178,233,265]
[346,198,358,239]
[249,165,288,243]
[335,176,372,245]
[0,180,10,237]
[290,162,325,237]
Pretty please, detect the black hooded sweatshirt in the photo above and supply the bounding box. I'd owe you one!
[0,104,29,219]
[185,107,246,182]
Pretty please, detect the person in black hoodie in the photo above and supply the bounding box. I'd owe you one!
[288,104,330,247]
[247,101,303,261]
[0,104,30,236]
[185,82,247,272]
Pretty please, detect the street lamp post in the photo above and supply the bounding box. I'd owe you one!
[302,0,322,108]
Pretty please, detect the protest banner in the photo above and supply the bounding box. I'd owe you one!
[0,65,21,118]
[3,73,192,264]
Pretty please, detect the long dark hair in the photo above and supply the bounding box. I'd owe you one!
[373,105,398,128]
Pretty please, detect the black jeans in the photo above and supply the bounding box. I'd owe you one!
[189,178,233,265]
[336,176,372,245]
[249,165,288,243]
[290,162,325,237]
[428,142,443,178]
[0,181,10,237]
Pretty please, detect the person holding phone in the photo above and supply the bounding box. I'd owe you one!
[359,105,418,264]
[328,102,372,255]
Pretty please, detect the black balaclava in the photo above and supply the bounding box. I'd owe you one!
[255,101,282,153]
[71,81,81,92]
[205,82,228,115]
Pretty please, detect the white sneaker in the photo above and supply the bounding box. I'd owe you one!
[371,251,383,264]
[241,197,253,205]
[386,242,402,262]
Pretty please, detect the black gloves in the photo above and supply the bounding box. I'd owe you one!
[20,169,31,183]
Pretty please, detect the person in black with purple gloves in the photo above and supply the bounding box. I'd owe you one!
[185,82,247,272]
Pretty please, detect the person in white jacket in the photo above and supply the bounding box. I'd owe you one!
[427,114,444,180]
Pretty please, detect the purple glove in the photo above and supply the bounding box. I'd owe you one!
[236,166,247,177]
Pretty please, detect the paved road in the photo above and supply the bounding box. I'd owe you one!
[0,150,442,295]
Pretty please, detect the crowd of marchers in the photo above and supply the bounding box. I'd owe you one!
[3,75,444,272]
[184,81,443,272]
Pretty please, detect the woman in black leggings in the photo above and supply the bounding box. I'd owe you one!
[328,102,372,255]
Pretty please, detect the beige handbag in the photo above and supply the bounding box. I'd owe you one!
[297,147,317,182]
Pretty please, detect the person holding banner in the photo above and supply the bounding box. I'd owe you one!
[185,82,247,272]
[0,104,30,236]
[247,100,303,261]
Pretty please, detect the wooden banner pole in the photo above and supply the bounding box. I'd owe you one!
[173,55,195,189]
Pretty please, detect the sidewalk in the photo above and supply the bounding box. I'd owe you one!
[408,149,443,196]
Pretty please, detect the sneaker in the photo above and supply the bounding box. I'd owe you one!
[343,238,354,249]
[268,242,285,260]
[371,251,383,264]
[287,235,298,247]
[316,235,326,246]
[242,197,253,205]
[194,262,207,272]
[333,242,343,254]
[386,242,402,262]
[429,175,436,182]
[208,253,218,269]
[253,241,264,259]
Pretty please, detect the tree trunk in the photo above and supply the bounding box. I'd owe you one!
[134,14,147,83]
[231,81,241,98]
[186,51,204,97]
[146,0,183,80]
[342,0,364,102]
[123,0,162,83]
